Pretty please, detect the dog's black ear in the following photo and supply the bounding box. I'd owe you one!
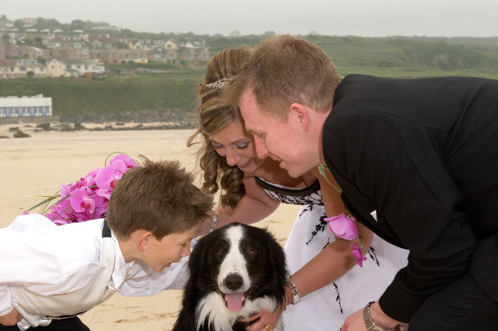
[174,237,211,331]
[265,230,287,286]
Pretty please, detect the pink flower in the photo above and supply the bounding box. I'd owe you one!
[324,212,358,240]
[95,155,138,199]
[351,243,367,267]
[110,154,138,169]
[70,187,95,214]
[36,154,138,225]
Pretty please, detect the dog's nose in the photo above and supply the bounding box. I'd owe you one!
[224,274,243,291]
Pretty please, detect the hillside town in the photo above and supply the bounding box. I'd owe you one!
[0,16,211,78]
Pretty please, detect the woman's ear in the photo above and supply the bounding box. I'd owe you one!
[289,103,309,130]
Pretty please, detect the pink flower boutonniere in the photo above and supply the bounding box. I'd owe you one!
[324,212,367,267]
[28,153,138,225]
[351,243,367,267]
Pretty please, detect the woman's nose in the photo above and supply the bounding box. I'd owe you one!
[225,148,240,166]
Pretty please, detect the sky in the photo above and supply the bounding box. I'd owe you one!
[2,0,498,37]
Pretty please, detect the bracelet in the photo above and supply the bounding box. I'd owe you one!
[363,301,384,331]
[284,277,301,305]
[208,208,218,233]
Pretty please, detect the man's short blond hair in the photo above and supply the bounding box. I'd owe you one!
[226,35,343,119]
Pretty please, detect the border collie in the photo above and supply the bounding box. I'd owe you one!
[173,222,287,331]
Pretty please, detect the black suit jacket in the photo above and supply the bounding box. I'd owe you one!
[322,74,498,322]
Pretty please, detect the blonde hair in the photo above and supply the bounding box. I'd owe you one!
[106,156,213,239]
[226,35,343,119]
[187,47,254,208]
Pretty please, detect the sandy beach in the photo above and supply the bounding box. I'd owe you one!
[0,122,300,331]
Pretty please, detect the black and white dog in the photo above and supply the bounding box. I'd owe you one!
[173,222,287,331]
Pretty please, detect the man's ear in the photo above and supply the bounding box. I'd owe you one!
[137,230,153,251]
[289,103,309,130]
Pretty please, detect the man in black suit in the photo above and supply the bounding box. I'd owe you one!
[227,34,498,330]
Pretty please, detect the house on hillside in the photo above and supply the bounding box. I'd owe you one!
[0,59,46,78]
[147,49,178,63]
[91,48,147,64]
[177,47,210,61]
[46,58,105,77]
[163,39,179,50]
[46,59,70,77]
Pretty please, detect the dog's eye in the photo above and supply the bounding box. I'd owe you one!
[214,249,223,257]
[246,248,257,257]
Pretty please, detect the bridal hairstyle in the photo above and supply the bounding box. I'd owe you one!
[187,46,254,208]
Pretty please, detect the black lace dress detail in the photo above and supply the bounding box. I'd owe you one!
[255,177,328,244]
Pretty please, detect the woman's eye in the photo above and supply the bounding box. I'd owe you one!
[236,142,250,149]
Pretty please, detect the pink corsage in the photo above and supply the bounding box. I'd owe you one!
[324,212,366,267]
[324,212,358,240]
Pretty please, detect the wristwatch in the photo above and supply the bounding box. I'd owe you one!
[284,278,300,305]
[363,301,385,331]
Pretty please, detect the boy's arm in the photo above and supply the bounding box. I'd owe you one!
[0,307,21,327]
[0,286,17,326]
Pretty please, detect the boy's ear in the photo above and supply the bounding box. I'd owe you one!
[137,231,153,251]
[289,103,309,131]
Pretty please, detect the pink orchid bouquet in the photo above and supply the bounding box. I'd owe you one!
[28,154,138,225]
[324,212,367,267]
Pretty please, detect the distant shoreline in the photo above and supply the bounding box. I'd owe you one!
[0,116,197,139]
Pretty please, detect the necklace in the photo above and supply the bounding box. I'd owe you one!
[318,164,341,193]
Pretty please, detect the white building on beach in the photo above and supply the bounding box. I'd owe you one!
[0,95,52,117]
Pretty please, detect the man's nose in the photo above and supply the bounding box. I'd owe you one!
[254,136,269,159]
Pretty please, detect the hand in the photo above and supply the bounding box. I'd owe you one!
[242,306,284,331]
[341,302,409,331]
[0,307,22,326]
[341,308,366,331]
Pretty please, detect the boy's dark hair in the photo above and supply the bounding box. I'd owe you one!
[106,156,213,239]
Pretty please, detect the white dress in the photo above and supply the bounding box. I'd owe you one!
[255,178,409,331]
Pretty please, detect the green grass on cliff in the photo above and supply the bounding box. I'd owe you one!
[1,35,497,118]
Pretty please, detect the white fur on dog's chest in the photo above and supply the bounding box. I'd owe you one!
[196,293,281,331]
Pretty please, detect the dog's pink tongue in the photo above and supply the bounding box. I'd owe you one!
[225,293,244,312]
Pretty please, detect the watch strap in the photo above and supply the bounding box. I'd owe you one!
[363,301,384,331]
[284,278,301,305]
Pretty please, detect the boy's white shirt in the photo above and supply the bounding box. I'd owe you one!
[0,214,191,327]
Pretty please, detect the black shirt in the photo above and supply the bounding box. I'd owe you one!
[322,74,498,322]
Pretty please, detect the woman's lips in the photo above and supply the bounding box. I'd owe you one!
[237,158,253,169]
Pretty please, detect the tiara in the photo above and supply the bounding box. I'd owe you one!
[205,79,230,89]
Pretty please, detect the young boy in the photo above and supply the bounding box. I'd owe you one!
[0,157,213,330]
